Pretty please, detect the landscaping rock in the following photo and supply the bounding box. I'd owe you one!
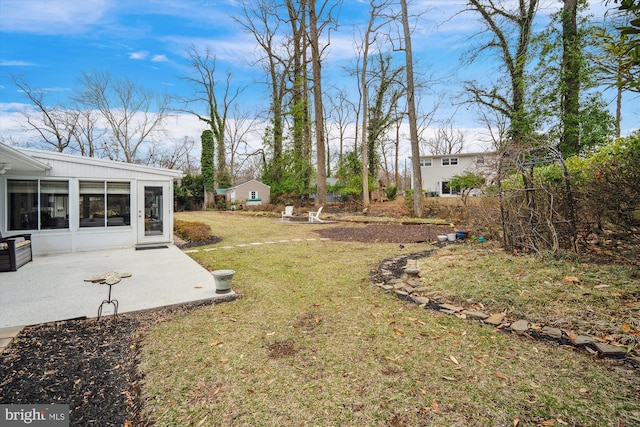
[572,335,597,346]
[406,279,422,288]
[405,268,420,277]
[593,342,627,357]
[541,326,563,339]
[411,296,430,305]
[439,303,464,313]
[461,310,489,320]
[510,320,529,333]
[484,313,505,326]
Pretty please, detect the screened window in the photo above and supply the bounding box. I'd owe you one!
[420,159,432,167]
[79,181,130,227]
[7,180,69,230]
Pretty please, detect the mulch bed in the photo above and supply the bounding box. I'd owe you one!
[315,223,453,243]
[0,299,233,426]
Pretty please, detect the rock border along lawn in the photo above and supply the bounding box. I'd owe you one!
[371,249,640,369]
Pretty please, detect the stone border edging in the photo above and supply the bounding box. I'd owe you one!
[371,249,640,369]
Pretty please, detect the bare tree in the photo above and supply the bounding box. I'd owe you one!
[234,0,290,186]
[425,117,465,155]
[400,0,423,217]
[182,46,242,188]
[75,71,171,163]
[326,85,357,166]
[71,108,108,158]
[463,0,539,145]
[308,0,338,206]
[225,106,260,182]
[356,0,395,210]
[143,137,196,171]
[10,74,78,153]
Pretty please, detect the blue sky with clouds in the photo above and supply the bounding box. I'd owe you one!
[0,0,637,155]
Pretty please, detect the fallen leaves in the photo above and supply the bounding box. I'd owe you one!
[493,372,510,381]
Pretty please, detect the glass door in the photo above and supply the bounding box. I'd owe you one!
[137,181,170,244]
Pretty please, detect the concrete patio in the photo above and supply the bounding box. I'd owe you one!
[0,245,234,329]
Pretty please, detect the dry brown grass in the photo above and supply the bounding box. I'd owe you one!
[138,212,640,426]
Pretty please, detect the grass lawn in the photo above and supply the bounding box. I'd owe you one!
[139,212,639,426]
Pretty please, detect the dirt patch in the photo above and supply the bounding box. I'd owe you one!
[266,339,298,359]
[315,224,452,243]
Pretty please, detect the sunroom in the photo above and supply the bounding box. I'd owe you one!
[0,143,183,256]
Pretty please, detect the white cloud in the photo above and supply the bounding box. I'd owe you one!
[151,54,169,63]
[129,51,149,60]
[0,60,37,67]
[0,0,113,35]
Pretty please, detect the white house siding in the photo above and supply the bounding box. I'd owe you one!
[1,147,182,255]
[415,153,496,196]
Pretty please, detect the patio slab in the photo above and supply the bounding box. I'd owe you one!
[0,245,233,328]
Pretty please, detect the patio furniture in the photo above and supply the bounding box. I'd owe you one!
[281,205,294,221]
[0,232,33,272]
[308,206,324,223]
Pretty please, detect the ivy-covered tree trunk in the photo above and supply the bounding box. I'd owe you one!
[560,0,581,157]
[201,129,215,208]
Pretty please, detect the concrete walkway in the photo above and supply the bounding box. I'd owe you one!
[0,245,233,333]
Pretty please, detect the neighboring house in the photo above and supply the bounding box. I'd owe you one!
[0,143,183,255]
[413,152,497,196]
[225,179,271,207]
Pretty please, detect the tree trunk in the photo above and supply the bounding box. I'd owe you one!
[400,0,423,217]
[309,0,327,205]
[561,0,580,156]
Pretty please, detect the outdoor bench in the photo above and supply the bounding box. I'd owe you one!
[0,233,33,272]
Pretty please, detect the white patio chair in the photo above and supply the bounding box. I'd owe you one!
[281,205,294,221]
[308,206,324,223]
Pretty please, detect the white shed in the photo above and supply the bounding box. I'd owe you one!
[0,143,183,255]
[225,179,271,207]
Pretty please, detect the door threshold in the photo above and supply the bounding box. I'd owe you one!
[135,244,169,250]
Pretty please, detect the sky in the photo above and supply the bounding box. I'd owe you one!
[0,0,638,163]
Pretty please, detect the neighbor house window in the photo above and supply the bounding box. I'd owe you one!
[442,157,458,166]
[79,181,130,227]
[249,191,258,200]
[7,179,69,231]
[476,156,485,165]
[420,159,432,167]
[441,181,459,195]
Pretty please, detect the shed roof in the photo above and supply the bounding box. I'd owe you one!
[226,179,270,190]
